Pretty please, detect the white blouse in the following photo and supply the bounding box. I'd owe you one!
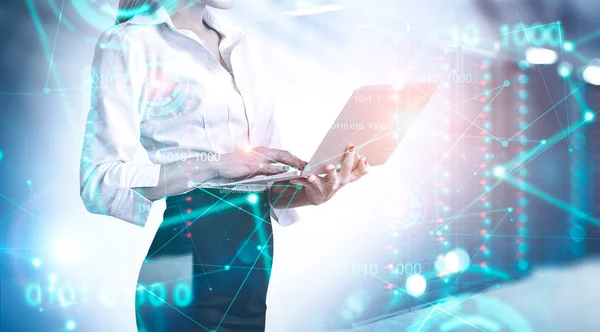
[79,7,300,227]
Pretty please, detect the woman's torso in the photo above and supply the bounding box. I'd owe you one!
[116,8,275,165]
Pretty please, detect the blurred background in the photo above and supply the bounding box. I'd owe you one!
[2,0,600,331]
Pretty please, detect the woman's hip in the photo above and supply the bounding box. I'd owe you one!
[135,188,274,331]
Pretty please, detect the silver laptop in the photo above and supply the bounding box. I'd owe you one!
[215,83,438,186]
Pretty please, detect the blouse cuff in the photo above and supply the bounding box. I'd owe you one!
[110,187,155,227]
[112,163,162,227]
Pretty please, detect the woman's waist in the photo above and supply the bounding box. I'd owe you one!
[166,187,269,208]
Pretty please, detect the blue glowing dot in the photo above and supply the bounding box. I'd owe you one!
[571,133,586,150]
[493,166,506,178]
[406,274,427,297]
[518,198,528,207]
[517,259,529,270]
[393,249,399,255]
[393,290,399,295]
[570,225,586,242]
[247,193,259,204]
[65,320,76,330]
[541,139,547,145]
[558,62,573,78]
[224,265,230,271]
[26,180,32,186]
[503,80,511,87]
[519,242,529,252]
[519,214,529,223]
[501,140,509,148]
[518,74,529,85]
[38,307,44,312]
[0,150,3,161]
[258,163,263,168]
[518,60,530,71]
[209,287,213,291]
[336,164,342,170]
[256,245,262,251]
[518,228,529,236]
[32,258,41,268]
[584,111,595,122]
[295,184,303,190]
[507,207,514,213]
[563,41,574,52]
[187,180,195,187]
[568,147,573,153]
[518,135,529,145]
[518,90,529,100]
[43,87,50,94]
[519,105,528,115]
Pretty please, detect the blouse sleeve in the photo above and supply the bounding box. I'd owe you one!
[265,108,302,227]
[245,34,302,227]
[79,28,161,227]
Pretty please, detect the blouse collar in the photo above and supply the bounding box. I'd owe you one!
[127,6,246,41]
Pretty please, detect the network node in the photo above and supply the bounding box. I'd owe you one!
[584,110,595,122]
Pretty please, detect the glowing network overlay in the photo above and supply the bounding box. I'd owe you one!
[4,0,600,331]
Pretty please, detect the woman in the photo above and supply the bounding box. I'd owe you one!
[80,0,370,330]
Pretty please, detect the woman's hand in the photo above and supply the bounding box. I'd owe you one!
[215,146,307,179]
[289,144,369,206]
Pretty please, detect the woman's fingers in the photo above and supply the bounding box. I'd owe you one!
[279,151,308,170]
[261,164,289,175]
[254,147,307,170]
[290,175,320,187]
[339,144,356,179]
[324,164,340,189]
[354,156,370,178]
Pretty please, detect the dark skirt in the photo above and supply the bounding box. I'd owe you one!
[135,188,274,332]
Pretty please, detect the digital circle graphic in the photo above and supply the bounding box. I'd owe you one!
[380,183,426,232]
[141,62,201,122]
[407,294,533,332]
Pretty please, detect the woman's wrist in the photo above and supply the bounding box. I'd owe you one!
[211,159,224,179]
